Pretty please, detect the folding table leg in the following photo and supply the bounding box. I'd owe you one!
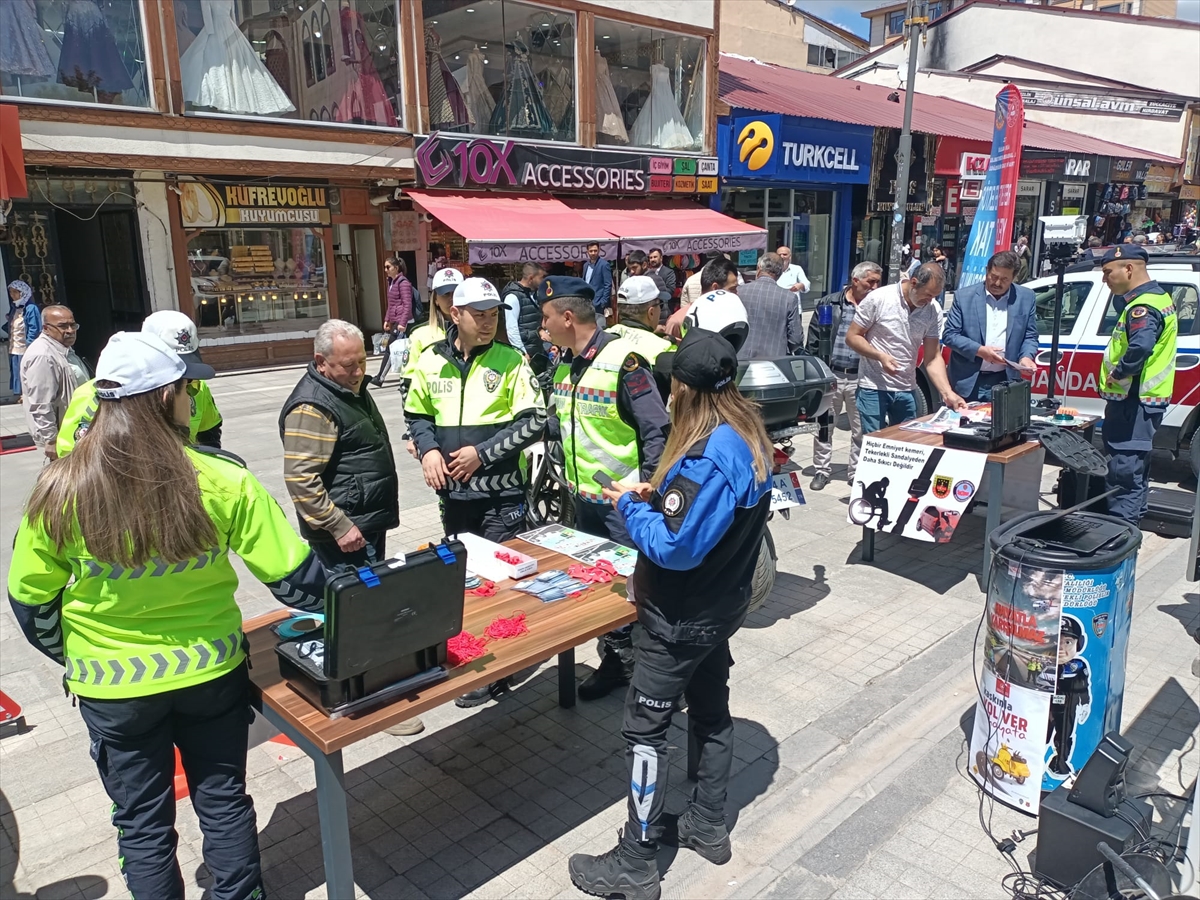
[982,460,1005,588]
[862,525,875,562]
[558,648,576,708]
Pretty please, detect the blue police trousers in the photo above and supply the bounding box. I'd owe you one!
[77,664,262,900]
[1104,448,1150,524]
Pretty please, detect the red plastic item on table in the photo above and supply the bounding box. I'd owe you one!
[567,559,617,584]
[446,630,488,665]
[467,580,497,597]
[494,550,525,565]
[484,612,529,640]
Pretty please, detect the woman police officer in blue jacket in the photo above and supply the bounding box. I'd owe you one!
[568,327,774,900]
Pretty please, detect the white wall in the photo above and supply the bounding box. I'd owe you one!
[132,174,179,314]
[851,67,1190,159]
[842,4,1200,96]
[593,0,714,29]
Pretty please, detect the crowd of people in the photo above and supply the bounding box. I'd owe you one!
[2,232,1178,899]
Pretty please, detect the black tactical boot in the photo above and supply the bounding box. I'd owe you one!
[568,833,660,900]
[455,677,510,709]
[578,633,635,701]
[675,806,732,865]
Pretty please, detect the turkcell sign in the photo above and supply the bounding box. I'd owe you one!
[727,114,871,184]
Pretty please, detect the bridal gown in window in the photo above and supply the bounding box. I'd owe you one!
[336,4,396,127]
[489,40,554,139]
[594,55,628,144]
[629,63,693,150]
[0,0,54,78]
[179,0,295,115]
[464,47,494,132]
[56,0,134,95]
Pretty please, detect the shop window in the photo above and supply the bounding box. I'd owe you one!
[807,45,863,70]
[594,18,705,152]
[173,0,401,128]
[0,0,152,107]
[1032,280,1094,335]
[1097,283,1198,336]
[423,0,576,141]
[888,11,905,34]
[187,227,329,340]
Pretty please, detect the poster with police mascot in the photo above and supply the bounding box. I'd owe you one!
[848,437,986,542]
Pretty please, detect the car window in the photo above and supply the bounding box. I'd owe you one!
[1096,282,1199,336]
[1032,281,1093,335]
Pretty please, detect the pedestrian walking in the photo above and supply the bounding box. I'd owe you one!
[540,276,670,701]
[21,305,87,461]
[1097,245,1177,523]
[8,330,328,900]
[4,280,41,403]
[846,264,965,435]
[372,256,415,386]
[807,261,883,490]
[568,326,774,900]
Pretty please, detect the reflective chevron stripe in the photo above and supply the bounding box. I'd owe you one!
[446,471,524,494]
[72,549,221,581]
[64,630,242,689]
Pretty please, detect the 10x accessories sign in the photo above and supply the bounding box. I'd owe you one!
[414,133,715,196]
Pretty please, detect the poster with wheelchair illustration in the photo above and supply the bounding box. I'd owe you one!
[847,438,987,542]
[968,555,1136,815]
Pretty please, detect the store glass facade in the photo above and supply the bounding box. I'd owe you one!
[594,19,705,152]
[720,187,834,298]
[0,0,151,107]
[187,227,330,340]
[173,0,402,127]
[422,0,576,141]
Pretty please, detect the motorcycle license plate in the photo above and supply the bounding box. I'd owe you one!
[772,422,819,440]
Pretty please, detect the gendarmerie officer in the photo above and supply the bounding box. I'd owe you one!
[1097,244,1178,523]
[568,327,773,900]
[539,275,670,701]
[8,332,327,900]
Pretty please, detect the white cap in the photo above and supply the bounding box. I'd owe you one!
[95,332,215,399]
[431,267,464,294]
[452,277,503,310]
[142,310,204,364]
[617,275,660,306]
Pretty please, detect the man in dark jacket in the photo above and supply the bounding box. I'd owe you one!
[502,262,547,374]
[583,241,613,324]
[281,319,399,568]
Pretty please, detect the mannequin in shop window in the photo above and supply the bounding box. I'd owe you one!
[336,0,396,127]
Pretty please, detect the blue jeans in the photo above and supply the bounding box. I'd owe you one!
[856,387,919,435]
[968,370,1008,402]
[9,353,21,395]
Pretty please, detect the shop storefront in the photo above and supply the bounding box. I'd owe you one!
[716,112,872,297]
[405,132,759,293]
[858,128,937,281]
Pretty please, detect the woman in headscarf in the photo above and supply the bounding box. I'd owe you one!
[4,280,42,403]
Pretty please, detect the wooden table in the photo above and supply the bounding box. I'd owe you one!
[246,542,636,899]
[860,423,1044,581]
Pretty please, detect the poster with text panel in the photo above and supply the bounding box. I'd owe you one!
[848,437,987,543]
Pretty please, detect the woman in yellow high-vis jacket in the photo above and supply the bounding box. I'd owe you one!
[7,332,328,900]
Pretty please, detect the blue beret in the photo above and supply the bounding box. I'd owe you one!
[1101,244,1148,264]
[537,276,594,303]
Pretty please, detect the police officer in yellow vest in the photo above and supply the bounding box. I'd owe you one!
[8,332,328,900]
[539,275,670,700]
[1098,244,1177,523]
[398,267,461,458]
[57,310,223,455]
[609,274,673,400]
[405,277,546,705]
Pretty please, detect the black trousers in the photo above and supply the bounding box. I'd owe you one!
[623,627,735,845]
[441,497,526,542]
[374,325,405,382]
[310,529,387,570]
[77,665,261,900]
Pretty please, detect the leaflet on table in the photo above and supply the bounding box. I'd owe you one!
[513,570,590,603]
[770,471,806,510]
[518,524,639,577]
[899,403,992,435]
[847,437,987,542]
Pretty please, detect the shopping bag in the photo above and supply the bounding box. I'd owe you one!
[389,337,410,374]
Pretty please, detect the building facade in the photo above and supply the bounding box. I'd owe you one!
[720,0,867,73]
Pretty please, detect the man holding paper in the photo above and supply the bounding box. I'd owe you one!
[942,250,1039,402]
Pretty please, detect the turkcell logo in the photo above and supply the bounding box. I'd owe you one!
[729,115,871,183]
[781,142,860,172]
[737,120,775,171]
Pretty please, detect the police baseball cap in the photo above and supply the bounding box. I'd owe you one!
[1101,244,1149,264]
[452,276,504,310]
[431,267,464,295]
[142,309,206,366]
[537,276,594,304]
[95,331,215,399]
[617,276,660,306]
[672,327,739,392]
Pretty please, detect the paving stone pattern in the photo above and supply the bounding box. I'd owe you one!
[0,366,1195,900]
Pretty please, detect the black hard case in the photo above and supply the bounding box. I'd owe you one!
[275,540,467,715]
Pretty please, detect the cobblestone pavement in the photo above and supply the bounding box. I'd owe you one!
[1,365,1195,900]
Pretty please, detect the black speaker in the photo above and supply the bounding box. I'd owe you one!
[1069,731,1132,817]
[1034,788,1150,889]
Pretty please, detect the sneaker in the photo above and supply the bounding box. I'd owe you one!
[675,807,732,865]
[455,678,510,709]
[568,834,660,900]
[579,644,634,702]
[384,717,424,736]
[809,472,831,491]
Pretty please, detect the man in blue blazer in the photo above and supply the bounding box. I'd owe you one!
[582,241,613,324]
[943,250,1039,401]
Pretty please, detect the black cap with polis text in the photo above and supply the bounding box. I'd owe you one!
[1101,245,1148,264]
[536,276,594,305]
[672,328,739,392]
